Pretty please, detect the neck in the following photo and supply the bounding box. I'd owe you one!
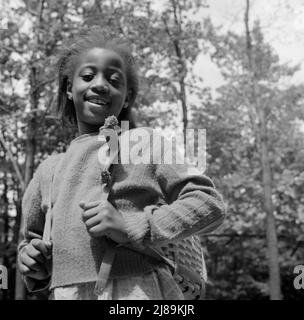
[77,122,104,135]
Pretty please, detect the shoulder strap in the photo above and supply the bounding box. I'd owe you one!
[42,155,62,242]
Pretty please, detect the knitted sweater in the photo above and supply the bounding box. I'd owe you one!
[19,127,225,291]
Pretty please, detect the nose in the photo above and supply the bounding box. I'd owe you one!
[91,74,109,94]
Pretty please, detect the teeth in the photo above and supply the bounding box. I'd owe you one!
[87,98,108,105]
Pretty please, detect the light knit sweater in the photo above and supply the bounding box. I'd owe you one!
[19,127,225,291]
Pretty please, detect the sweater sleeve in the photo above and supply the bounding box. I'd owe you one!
[18,161,51,293]
[123,130,226,248]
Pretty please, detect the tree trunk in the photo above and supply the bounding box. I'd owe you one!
[259,107,281,299]
[170,0,188,153]
[14,0,51,300]
[3,173,10,300]
[179,73,188,152]
[15,70,38,300]
[3,172,9,244]
[244,0,281,300]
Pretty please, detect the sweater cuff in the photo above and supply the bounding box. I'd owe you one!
[24,276,51,293]
[123,205,157,249]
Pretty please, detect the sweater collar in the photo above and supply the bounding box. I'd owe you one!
[71,129,123,144]
[71,132,99,143]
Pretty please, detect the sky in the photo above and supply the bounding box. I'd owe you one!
[4,0,304,95]
[3,0,304,217]
[194,0,304,89]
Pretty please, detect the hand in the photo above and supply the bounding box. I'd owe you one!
[18,239,52,281]
[79,200,130,244]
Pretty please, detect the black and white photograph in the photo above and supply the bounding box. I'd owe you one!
[0,0,303,303]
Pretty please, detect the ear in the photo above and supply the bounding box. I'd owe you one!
[125,89,133,105]
[123,90,132,109]
[66,81,73,100]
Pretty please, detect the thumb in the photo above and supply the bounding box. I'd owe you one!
[31,239,52,259]
[44,241,52,259]
[45,241,52,250]
[79,200,86,209]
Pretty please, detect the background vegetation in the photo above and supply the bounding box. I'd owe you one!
[0,0,303,300]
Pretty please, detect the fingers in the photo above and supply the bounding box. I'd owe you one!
[30,239,52,260]
[19,261,49,280]
[18,240,52,281]
[80,200,118,239]
[88,225,106,238]
[84,214,102,229]
[26,244,45,264]
[81,201,109,221]
[19,253,42,272]
[18,246,51,280]
[79,200,101,210]
[82,205,104,220]
[79,200,86,209]
[18,263,33,276]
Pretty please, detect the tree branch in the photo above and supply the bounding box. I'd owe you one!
[0,131,25,191]
[33,77,56,94]
[0,105,10,114]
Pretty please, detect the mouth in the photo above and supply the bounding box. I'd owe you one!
[85,96,110,106]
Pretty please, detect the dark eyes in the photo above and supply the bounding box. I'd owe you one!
[81,74,94,81]
[109,75,120,86]
[80,73,121,86]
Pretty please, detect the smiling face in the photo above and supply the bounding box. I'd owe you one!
[68,48,128,134]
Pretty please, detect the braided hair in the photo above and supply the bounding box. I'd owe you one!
[56,26,138,128]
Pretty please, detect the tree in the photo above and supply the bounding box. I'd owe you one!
[198,0,304,300]
[1,0,79,299]
[244,0,281,300]
[2,0,303,300]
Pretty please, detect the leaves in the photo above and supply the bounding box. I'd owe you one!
[1,0,303,300]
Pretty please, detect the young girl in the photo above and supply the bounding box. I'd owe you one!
[18,27,225,300]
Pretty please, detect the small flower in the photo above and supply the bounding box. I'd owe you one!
[99,115,120,132]
[105,115,119,128]
[101,170,112,186]
[99,115,121,143]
